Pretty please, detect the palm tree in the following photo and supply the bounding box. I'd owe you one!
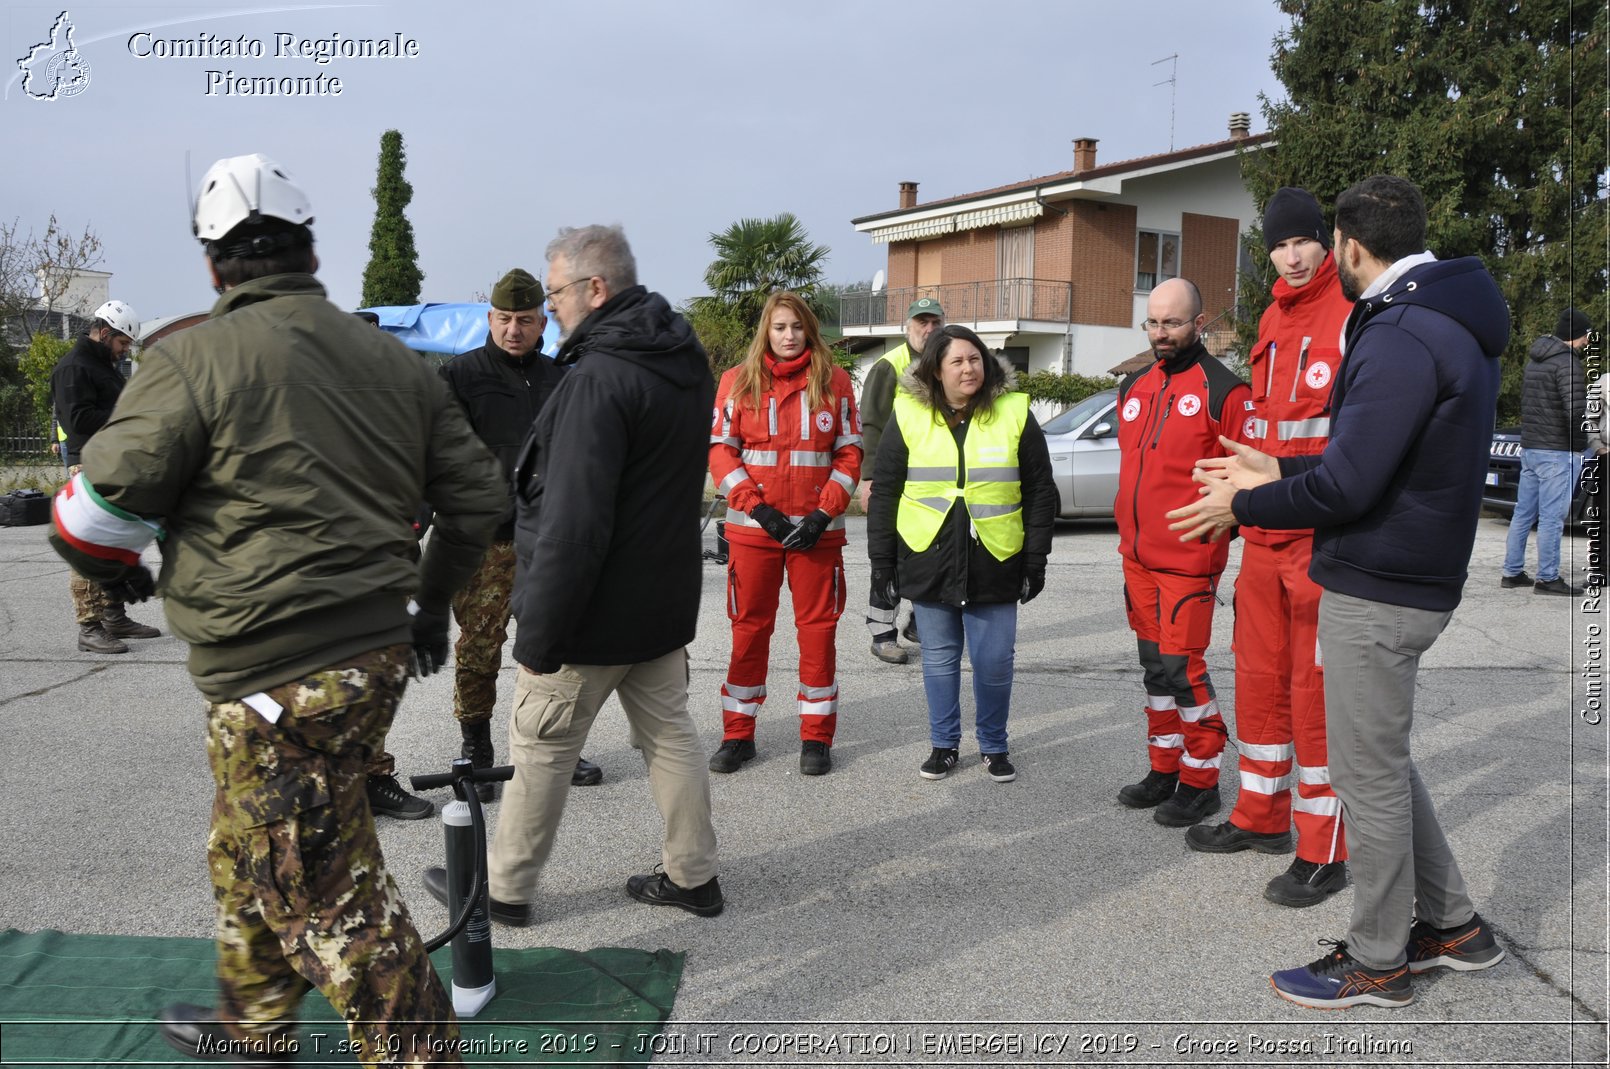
[701,213,830,331]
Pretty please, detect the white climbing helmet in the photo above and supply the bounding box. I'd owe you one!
[92,299,140,340]
[192,153,314,243]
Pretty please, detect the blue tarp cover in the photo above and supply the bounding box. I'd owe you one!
[361,302,559,356]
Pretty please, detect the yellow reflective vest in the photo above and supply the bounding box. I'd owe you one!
[894,392,1028,562]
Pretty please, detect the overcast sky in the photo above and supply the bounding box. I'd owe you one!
[3,0,1291,322]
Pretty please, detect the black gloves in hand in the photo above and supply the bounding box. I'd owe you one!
[872,568,899,606]
[100,565,155,604]
[781,509,831,551]
[749,504,795,544]
[411,606,451,677]
[1020,563,1047,605]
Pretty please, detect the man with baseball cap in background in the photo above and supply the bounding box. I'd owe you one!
[858,296,944,663]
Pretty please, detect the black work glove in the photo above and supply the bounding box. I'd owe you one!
[781,509,831,551]
[872,568,899,606]
[749,503,795,545]
[411,605,451,677]
[99,564,155,604]
[1020,562,1046,605]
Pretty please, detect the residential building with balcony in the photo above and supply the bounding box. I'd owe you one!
[841,114,1269,384]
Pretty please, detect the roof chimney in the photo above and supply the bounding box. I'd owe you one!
[1073,138,1098,172]
[898,181,918,209]
[1228,112,1251,140]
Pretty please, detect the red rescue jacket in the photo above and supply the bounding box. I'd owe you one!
[710,351,863,548]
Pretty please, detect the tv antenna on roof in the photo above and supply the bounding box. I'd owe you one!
[1152,53,1178,151]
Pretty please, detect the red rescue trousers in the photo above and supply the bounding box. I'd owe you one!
[721,539,846,744]
[1122,558,1227,789]
[1229,538,1347,863]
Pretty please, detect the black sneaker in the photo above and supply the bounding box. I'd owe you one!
[1405,913,1505,973]
[708,738,756,774]
[919,747,960,780]
[1185,820,1294,854]
[1270,939,1413,1009]
[421,866,530,926]
[572,757,603,786]
[1535,576,1584,596]
[366,774,434,820]
[800,740,831,775]
[1154,784,1221,827]
[1264,858,1348,907]
[626,866,724,916]
[157,1003,296,1065]
[1499,571,1532,588]
[982,753,1017,782]
[1117,769,1177,808]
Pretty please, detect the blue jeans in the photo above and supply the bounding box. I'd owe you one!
[1504,448,1583,581]
[912,600,1018,754]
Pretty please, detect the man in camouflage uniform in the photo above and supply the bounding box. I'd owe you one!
[440,269,601,798]
[50,153,505,1067]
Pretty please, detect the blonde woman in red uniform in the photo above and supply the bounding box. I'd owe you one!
[708,292,862,775]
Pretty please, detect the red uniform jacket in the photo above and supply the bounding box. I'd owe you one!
[1116,341,1253,576]
[710,352,862,548]
[1242,253,1353,545]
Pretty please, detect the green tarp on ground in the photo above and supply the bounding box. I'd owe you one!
[0,929,682,1066]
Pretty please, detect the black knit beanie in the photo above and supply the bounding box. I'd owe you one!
[1556,308,1590,342]
[1263,187,1330,252]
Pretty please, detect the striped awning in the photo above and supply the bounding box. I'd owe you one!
[954,201,1043,232]
[868,216,956,244]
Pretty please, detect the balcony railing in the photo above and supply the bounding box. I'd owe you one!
[839,279,1073,330]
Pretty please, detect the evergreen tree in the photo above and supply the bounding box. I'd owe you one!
[360,129,424,307]
[1238,0,1606,420]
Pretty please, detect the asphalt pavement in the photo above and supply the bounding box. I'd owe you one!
[1,514,1605,1066]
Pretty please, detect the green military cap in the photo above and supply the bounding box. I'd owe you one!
[907,297,943,319]
[491,268,544,311]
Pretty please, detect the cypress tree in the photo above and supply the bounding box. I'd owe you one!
[360,129,424,307]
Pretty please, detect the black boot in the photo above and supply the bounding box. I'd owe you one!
[102,602,161,639]
[460,720,496,803]
[78,622,128,654]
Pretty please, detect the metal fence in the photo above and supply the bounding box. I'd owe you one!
[2,418,51,457]
[838,279,1073,330]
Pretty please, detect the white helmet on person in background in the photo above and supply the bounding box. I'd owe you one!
[192,153,314,244]
[92,299,140,340]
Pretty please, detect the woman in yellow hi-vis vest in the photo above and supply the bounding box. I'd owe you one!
[866,325,1057,782]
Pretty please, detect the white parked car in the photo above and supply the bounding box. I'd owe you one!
[1042,388,1120,519]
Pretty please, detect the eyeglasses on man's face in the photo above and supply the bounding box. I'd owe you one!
[1142,317,1193,332]
[545,276,595,303]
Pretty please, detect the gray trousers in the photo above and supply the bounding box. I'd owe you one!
[488,648,719,904]
[1319,589,1476,969]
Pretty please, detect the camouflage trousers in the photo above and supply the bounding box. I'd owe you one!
[450,540,515,724]
[64,464,112,626]
[205,644,461,1067]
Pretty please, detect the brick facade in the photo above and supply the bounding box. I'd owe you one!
[1181,212,1240,322]
[1066,202,1138,328]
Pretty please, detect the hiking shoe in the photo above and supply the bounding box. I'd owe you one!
[982,752,1017,782]
[1405,913,1505,973]
[77,623,128,655]
[157,1003,296,1065]
[626,866,724,917]
[1270,939,1413,1009]
[870,638,909,664]
[708,738,756,773]
[460,720,496,803]
[1154,784,1221,827]
[1264,858,1348,907]
[1499,571,1532,588]
[1535,576,1584,596]
[901,615,920,644]
[919,747,960,780]
[1185,820,1294,854]
[102,606,161,639]
[365,774,434,820]
[572,757,603,786]
[1117,769,1177,808]
[800,740,831,775]
[422,866,530,927]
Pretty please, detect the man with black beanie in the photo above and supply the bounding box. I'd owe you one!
[1501,307,1591,595]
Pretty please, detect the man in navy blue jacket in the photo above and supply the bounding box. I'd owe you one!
[1169,176,1509,1010]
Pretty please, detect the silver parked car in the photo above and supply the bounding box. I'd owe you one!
[1043,387,1120,518]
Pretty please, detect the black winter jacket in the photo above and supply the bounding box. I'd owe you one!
[510,286,715,672]
[51,334,125,464]
[441,340,565,540]
[1519,335,1587,453]
[867,369,1056,607]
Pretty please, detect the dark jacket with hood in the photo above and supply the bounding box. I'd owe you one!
[441,338,565,540]
[1232,256,1509,612]
[510,285,715,672]
[866,362,1057,607]
[1519,333,1587,453]
[51,333,126,464]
